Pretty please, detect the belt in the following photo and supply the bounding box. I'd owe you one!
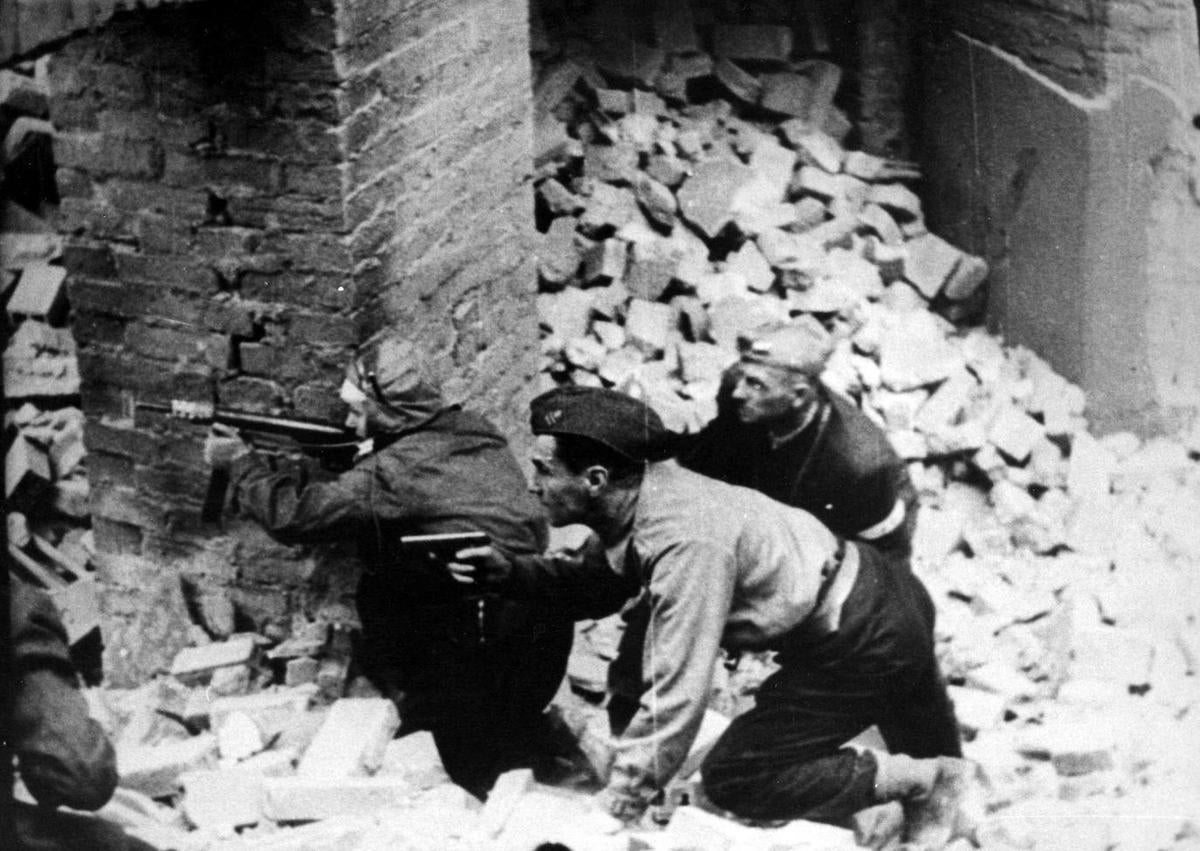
[812,537,848,612]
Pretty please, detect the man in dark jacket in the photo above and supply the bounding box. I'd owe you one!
[205,331,573,797]
[10,582,153,850]
[679,317,916,561]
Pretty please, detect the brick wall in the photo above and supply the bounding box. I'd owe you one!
[335,0,541,433]
[49,0,539,684]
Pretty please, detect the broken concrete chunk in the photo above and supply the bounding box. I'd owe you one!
[867,182,923,220]
[208,685,318,743]
[297,697,400,779]
[480,768,536,838]
[5,262,67,323]
[583,238,628,285]
[594,88,632,115]
[859,203,904,246]
[948,685,1006,735]
[633,173,677,228]
[538,288,595,341]
[118,734,219,799]
[904,232,965,299]
[537,216,584,286]
[170,636,256,678]
[712,57,761,105]
[676,159,755,238]
[262,775,417,822]
[216,711,263,763]
[987,405,1045,463]
[537,179,582,216]
[759,72,813,118]
[944,252,989,301]
[624,298,676,355]
[792,129,844,173]
[725,240,775,293]
[380,732,450,789]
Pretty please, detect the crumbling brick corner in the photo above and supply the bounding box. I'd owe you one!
[49,0,539,684]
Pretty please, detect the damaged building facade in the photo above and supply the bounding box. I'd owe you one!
[2,0,1199,695]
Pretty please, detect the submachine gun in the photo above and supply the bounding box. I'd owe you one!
[135,399,361,523]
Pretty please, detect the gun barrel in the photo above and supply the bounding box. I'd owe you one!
[136,401,352,443]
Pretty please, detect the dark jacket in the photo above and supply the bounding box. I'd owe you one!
[678,388,916,557]
[11,582,117,812]
[229,407,548,597]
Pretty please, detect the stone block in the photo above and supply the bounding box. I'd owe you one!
[5,434,52,512]
[584,142,640,185]
[760,72,812,118]
[987,406,1045,463]
[867,182,923,220]
[712,57,761,105]
[878,315,964,392]
[725,240,774,293]
[285,657,320,687]
[595,88,632,115]
[746,137,796,201]
[537,216,583,285]
[538,288,595,341]
[633,173,677,228]
[624,299,675,355]
[380,731,450,789]
[791,129,844,174]
[903,232,964,299]
[578,182,641,234]
[1066,430,1116,503]
[208,685,318,742]
[297,697,400,779]
[180,752,294,831]
[537,179,582,216]
[583,239,628,285]
[677,159,755,239]
[706,296,786,351]
[6,261,67,324]
[653,0,700,53]
[0,70,48,117]
[262,775,417,822]
[479,768,535,838]
[170,637,257,678]
[944,252,989,301]
[756,229,825,274]
[859,203,904,246]
[117,734,219,798]
[947,686,1006,735]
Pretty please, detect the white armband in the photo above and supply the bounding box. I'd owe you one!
[858,498,906,541]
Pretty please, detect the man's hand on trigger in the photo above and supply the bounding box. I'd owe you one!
[447,545,513,590]
[204,423,251,469]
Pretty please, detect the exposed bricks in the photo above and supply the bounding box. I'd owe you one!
[48,0,536,683]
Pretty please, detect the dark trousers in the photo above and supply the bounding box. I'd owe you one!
[14,802,158,851]
[700,544,961,824]
[356,573,574,798]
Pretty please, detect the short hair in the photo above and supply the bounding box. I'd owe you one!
[552,434,645,485]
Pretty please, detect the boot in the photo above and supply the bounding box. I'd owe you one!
[872,753,985,850]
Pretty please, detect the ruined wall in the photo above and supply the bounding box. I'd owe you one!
[49,0,538,684]
[919,0,1200,435]
[335,0,541,433]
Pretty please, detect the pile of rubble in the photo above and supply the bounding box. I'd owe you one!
[3,64,98,652]
[523,12,1200,851]
[6,12,1200,851]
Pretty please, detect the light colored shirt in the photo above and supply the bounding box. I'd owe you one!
[602,460,858,808]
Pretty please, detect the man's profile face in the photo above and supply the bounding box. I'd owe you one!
[728,362,805,425]
[529,435,591,527]
[340,380,370,439]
